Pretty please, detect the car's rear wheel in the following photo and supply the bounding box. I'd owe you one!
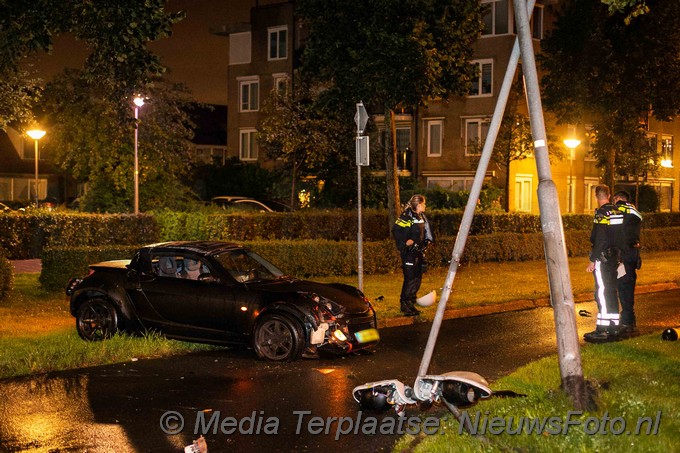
[253,313,304,361]
[76,298,118,341]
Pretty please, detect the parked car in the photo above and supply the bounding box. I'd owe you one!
[66,241,379,361]
[211,196,289,212]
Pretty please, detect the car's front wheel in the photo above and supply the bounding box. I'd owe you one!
[76,298,118,341]
[253,313,304,361]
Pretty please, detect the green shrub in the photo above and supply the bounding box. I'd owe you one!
[40,227,680,285]
[0,248,13,301]
[0,212,159,260]
[40,245,142,291]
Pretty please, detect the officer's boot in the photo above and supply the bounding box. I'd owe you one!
[401,299,420,317]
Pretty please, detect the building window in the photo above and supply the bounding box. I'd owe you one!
[567,176,576,213]
[465,118,490,155]
[427,177,475,192]
[0,177,46,201]
[661,136,674,168]
[426,120,443,156]
[239,129,258,161]
[268,26,288,60]
[239,78,259,112]
[514,174,533,212]
[194,146,228,166]
[273,73,289,95]
[229,32,251,65]
[657,182,673,211]
[469,60,493,97]
[482,0,509,36]
[584,177,599,213]
[532,6,543,40]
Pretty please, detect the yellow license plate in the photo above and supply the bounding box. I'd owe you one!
[355,328,380,343]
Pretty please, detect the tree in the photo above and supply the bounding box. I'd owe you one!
[257,81,349,210]
[539,0,679,190]
[298,0,484,226]
[42,70,198,212]
[0,0,182,129]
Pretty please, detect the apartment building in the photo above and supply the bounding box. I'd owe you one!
[224,0,678,213]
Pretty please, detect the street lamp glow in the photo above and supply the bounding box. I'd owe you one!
[27,129,46,140]
[27,128,47,206]
[132,96,145,215]
[563,139,581,153]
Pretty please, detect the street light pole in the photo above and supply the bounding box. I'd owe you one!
[563,139,580,213]
[26,128,46,207]
[133,97,145,215]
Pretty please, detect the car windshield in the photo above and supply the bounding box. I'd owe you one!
[214,250,284,283]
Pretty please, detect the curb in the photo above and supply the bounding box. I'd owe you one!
[377,282,680,329]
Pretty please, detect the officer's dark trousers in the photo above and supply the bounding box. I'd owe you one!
[618,249,640,327]
[400,253,423,306]
[594,260,620,331]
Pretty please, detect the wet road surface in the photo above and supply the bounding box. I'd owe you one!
[1,290,679,452]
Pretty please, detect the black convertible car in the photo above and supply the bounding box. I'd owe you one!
[66,241,379,361]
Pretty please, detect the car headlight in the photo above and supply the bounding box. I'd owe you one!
[302,292,345,320]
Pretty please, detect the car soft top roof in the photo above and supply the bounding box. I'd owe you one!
[142,241,243,257]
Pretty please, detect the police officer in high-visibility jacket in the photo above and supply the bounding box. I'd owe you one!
[584,185,624,343]
[613,190,642,337]
[392,194,434,316]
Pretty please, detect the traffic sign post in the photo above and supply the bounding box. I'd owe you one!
[354,102,369,291]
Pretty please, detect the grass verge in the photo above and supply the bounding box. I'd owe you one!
[319,251,680,320]
[0,330,214,379]
[394,334,680,451]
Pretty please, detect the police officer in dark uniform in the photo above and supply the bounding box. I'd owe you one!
[392,194,434,316]
[612,190,642,337]
[584,185,624,343]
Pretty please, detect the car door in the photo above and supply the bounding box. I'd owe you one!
[136,253,235,337]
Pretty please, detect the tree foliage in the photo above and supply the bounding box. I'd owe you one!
[0,0,183,129]
[42,70,198,212]
[257,81,350,209]
[539,0,679,188]
[298,0,484,223]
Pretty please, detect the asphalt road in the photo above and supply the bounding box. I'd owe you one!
[1,290,679,452]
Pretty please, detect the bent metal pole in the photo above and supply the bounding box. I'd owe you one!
[416,0,538,380]
[512,0,587,408]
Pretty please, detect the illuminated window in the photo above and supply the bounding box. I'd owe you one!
[515,174,533,212]
[661,136,673,168]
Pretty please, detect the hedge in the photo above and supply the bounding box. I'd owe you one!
[4,211,679,261]
[39,245,142,291]
[0,248,13,301]
[0,213,159,260]
[156,210,680,243]
[40,227,680,291]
